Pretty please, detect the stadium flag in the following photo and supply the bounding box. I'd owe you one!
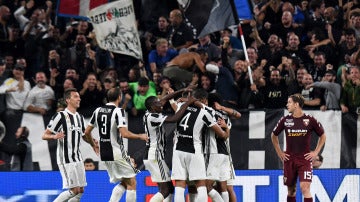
[178,0,238,38]
[57,0,108,19]
[88,0,143,60]
[234,0,253,20]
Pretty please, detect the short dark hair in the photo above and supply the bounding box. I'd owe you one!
[138,77,149,86]
[64,88,78,100]
[192,88,208,100]
[107,87,121,102]
[208,93,223,107]
[145,96,157,110]
[289,94,304,108]
[84,158,95,164]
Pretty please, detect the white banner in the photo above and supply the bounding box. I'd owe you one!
[88,0,142,59]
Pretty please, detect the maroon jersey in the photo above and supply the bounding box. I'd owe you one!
[272,113,324,155]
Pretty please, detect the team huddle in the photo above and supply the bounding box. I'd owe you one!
[42,87,325,202]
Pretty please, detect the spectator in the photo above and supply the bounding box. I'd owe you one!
[220,28,243,50]
[14,0,49,79]
[305,28,335,65]
[305,69,341,110]
[301,73,324,109]
[199,72,216,93]
[340,66,360,115]
[148,38,178,75]
[64,68,82,90]
[205,40,239,107]
[128,77,157,116]
[288,66,308,95]
[78,72,105,117]
[0,126,33,171]
[188,34,221,62]
[308,51,327,82]
[259,69,289,109]
[348,10,360,41]
[282,33,312,69]
[168,9,194,51]
[102,76,117,93]
[55,78,75,112]
[338,28,359,66]
[257,34,282,70]
[64,34,89,79]
[0,5,11,56]
[220,36,244,68]
[236,65,265,109]
[163,49,207,90]
[0,64,30,154]
[304,0,326,39]
[152,70,164,95]
[246,47,260,67]
[144,15,171,51]
[264,11,303,47]
[119,77,135,115]
[0,58,6,117]
[128,66,141,83]
[60,20,90,48]
[84,158,97,171]
[24,71,55,115]
[157,76,174,99]
[3,53,15,77]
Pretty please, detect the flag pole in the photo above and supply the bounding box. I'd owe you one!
[237,21,253,84]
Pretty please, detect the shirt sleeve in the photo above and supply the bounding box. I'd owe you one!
[47,112,62,134]
[116,108,127,128]
[272,116,285,136]
[311,116,325,136]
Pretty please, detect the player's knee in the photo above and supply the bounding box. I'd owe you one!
[287,185,296,196]
[167,181,175,193]
[160,187,170,198]
[124,177,137,189]
[70,187,82,195]
[300,182,310,194]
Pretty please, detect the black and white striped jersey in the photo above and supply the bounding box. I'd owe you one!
[203,106,231,155]
[143,111,167,161]
[47,108,86,164]
[88,103,128,161]
[174,104,216,154]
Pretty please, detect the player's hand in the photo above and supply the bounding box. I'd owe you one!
[217,118,228,129]
[278,151,290,162]
[139,134,149,142]
[130,157,137,167]
[92,139,100,156]
[304,151,317,161]
[186,95,198,104]
[93,145,100,156]
[54,132,65,140]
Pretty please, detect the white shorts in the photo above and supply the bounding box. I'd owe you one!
[171,150,206,181]
[104,158,139,183]
[227,161,236,185]
[143,159,171,182]
[206,153,231,181]
[58,161,86,189]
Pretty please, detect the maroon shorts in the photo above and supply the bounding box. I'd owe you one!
[283,155,312,186]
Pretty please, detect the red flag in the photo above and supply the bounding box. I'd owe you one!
[57,0,108,18]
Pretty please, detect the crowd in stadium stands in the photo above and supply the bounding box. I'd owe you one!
[0,0,360,171]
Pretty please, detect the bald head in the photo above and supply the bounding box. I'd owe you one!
[169,9,183,26]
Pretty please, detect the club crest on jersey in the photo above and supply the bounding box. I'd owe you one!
[303,119,310,126]
[285,119,294,127]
